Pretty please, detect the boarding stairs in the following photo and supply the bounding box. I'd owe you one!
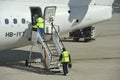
[30,23,65,70]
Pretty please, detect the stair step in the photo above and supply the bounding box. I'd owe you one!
[48,45,56,47]
[50,62,59,65]
[51,51,59,53]
[31,25,65,69]
[51,48,57,51]
[52,54,59,57]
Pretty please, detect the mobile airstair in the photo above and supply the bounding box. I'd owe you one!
[28,23,65,70]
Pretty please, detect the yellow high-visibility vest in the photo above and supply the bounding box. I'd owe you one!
[37,22,44,28]
[36,17,44,28]
[61,51,70,62]
[32,25,37,29]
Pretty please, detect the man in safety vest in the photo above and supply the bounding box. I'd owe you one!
[36,17,44,38]
[59,48,71,76]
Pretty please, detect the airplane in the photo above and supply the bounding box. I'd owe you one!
[0,0,115,69]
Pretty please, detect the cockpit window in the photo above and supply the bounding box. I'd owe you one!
[5,18,9,24]
[13,18,17,24]
[21,18,25,24]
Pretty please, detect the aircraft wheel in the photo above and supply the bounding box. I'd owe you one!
[84,38,91,42]
[73,38,79,42]
[25,60,29,66]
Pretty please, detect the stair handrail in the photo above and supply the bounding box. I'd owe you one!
[51,23,65,52]
[37,32,53,66]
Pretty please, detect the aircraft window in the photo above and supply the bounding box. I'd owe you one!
[5,19,9,24]
[21,18,25,24]
[13,18,17,24]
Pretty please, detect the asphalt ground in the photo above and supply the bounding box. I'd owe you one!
[0,12,120,80]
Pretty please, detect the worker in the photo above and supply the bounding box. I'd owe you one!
[59,48,71,76]
[33,14,38,25]
[36,17,44,38]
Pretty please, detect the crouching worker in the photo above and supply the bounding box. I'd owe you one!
[59,48,71,76]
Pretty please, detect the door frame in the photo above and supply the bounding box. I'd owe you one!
[44,6,56,24]
[30,7,42,25]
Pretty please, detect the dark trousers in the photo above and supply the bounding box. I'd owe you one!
[38,28,44,38]
[62,62,68,75]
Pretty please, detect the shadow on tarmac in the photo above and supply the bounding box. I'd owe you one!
[0,50,62,75]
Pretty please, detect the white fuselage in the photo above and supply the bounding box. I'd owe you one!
[0,0,114,50]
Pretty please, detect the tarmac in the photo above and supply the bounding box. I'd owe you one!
[0,13,120,80]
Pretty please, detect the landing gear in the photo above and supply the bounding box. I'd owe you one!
[84,38,91,42]
[69,26,95,42]
[73,37,79,42]
[25,60,29,66]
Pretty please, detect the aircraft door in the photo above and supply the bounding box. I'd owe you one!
[44,6,57,34]
[29,7,42,42]
[30,7,42,25]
